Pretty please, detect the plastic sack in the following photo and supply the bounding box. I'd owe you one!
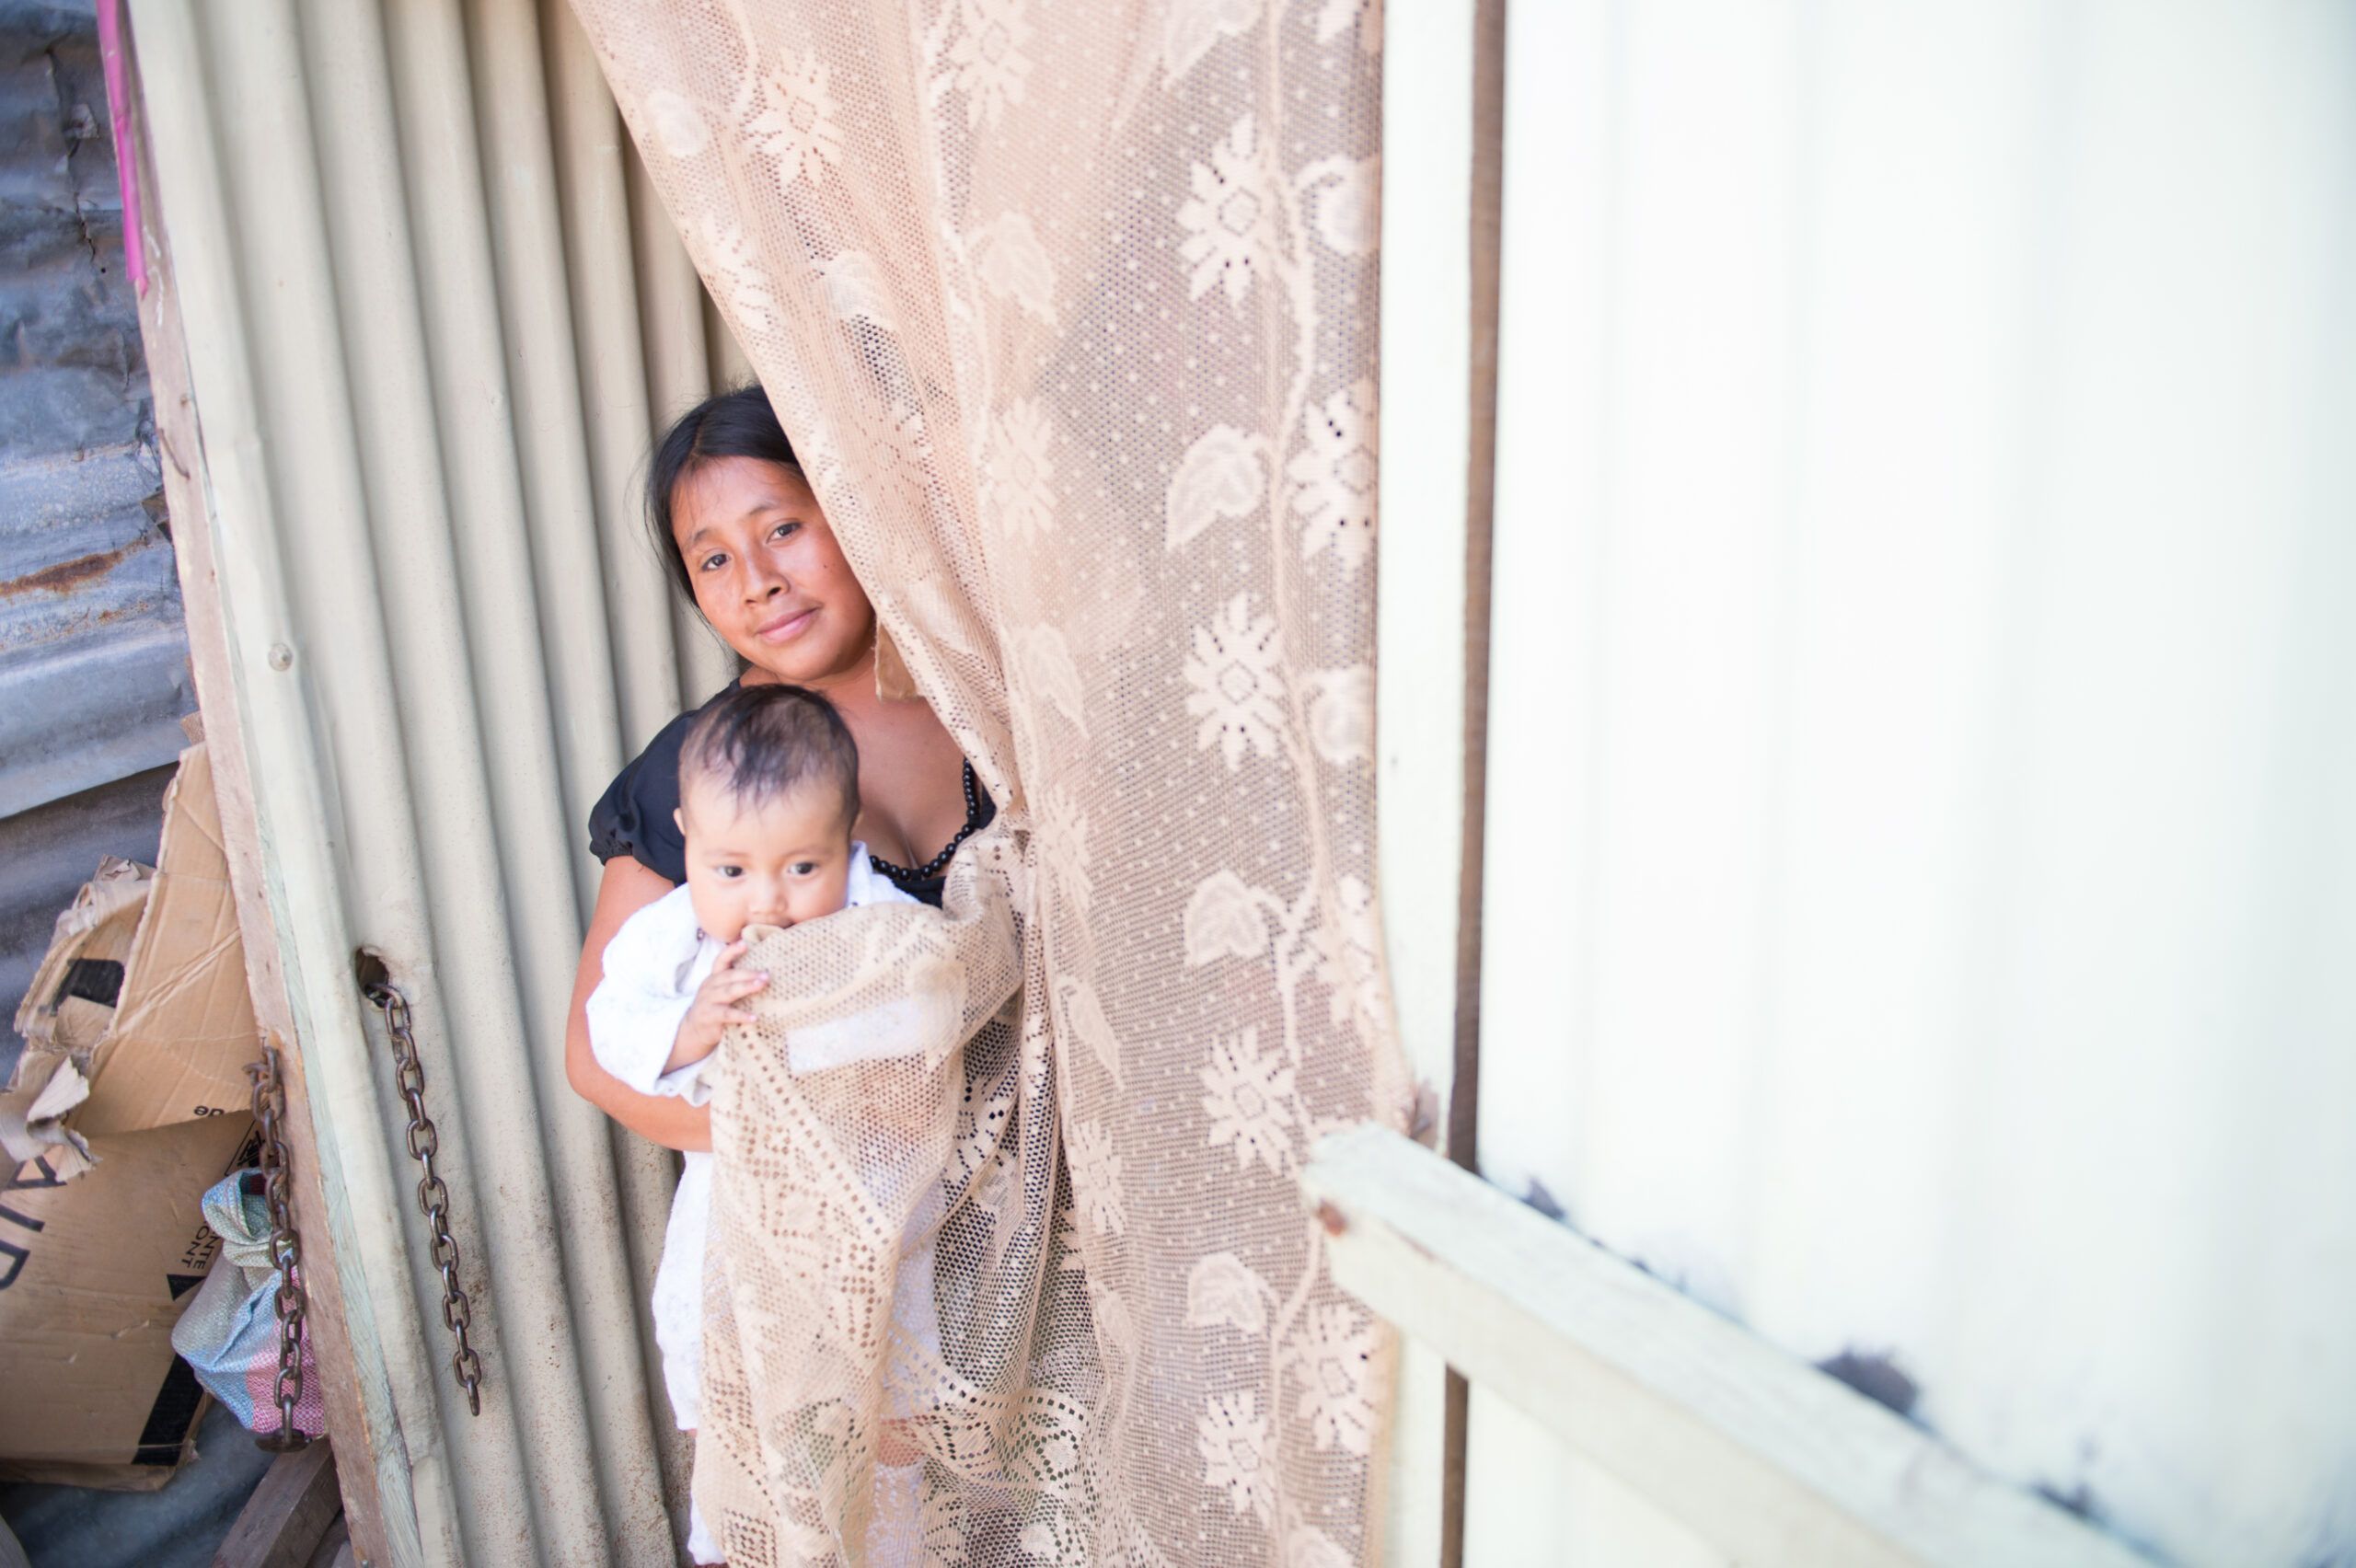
[169,1169,325,1440]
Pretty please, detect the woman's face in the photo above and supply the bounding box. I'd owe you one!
[672,457,874,686]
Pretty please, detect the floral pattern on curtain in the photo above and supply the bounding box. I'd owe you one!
[565,1,1406,1562]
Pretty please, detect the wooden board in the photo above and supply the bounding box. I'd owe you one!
[213,1440,340,1568]
[1300,1125,2155,1568]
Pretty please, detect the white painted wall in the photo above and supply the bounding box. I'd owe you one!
[1376,0,1475,1562]
[1377,0,1475,1132]
[1474,3,2356,1565]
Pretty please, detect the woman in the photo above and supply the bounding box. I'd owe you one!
[564,386,993,1150]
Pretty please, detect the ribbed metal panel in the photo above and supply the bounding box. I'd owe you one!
[0,1,197,1061]
[1472,5,2356,1567]
[0,0,195,824]
[121,0,745,1559]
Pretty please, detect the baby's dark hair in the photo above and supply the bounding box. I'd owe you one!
[677,684,861,832]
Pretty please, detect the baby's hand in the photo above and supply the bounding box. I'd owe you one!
[664,941,768,1074]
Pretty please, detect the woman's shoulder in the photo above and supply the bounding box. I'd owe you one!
[588,687,733,885]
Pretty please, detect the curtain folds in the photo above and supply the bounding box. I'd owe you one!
[565,1,1408,1562]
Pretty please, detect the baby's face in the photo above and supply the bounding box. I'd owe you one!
[675,776,855,942]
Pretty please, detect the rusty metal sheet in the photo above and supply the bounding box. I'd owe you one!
[0,0,194,819]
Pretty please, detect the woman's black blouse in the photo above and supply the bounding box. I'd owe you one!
[586,683,995,908]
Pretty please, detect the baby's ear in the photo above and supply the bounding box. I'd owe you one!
[673,807,686,836]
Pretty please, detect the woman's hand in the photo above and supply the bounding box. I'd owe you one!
[665,941,768,1074]
[566,855,715,1152]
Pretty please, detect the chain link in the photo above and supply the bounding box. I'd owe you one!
[358,961,484,1416]
[246,1044,311,1451]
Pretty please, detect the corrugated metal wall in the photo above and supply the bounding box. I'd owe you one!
[1472,4,2356,1566]
[0,0,192,1069]
[119,0,745,1560]
[119,0,2356,1563]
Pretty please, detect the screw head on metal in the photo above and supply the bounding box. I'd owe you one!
[267,642,294,671]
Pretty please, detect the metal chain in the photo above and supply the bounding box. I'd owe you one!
[246,1044,311,1451]
[358,962,484,1415]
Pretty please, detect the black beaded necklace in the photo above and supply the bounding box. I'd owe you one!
[867,760,985,891]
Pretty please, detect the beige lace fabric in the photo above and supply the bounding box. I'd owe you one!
[565,3,1406,1562]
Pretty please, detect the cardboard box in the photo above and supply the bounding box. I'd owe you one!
[7,743,260,1142]
[82,743,260,1133]
[10,857,150,1060]
[0,1112,260,1483]
[0,738,278,1479]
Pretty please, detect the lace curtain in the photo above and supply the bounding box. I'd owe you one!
[563,2,1407,1562]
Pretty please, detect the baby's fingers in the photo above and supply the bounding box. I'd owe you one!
[713,967,768,997]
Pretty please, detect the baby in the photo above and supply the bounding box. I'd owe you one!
[586,682,918,1563]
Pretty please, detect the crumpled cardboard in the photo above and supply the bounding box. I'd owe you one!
[8,854,148,1051]
[0,736,279,1481]
[6,743,260,1157]
[0,1058,94,1170]
[0,1112,259,1483]
[1,859,147,1166]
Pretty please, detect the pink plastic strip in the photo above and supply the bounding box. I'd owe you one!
[96,0,146,297]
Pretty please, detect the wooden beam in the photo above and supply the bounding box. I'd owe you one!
[108,15,387,1566]
[213,1441,341,1568]
[1301,1125,2154,1568]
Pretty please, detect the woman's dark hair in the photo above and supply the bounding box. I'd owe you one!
[647,385,803,602]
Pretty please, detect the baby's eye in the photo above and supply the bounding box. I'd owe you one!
[790,860,819,877]
[715,865,744,879]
